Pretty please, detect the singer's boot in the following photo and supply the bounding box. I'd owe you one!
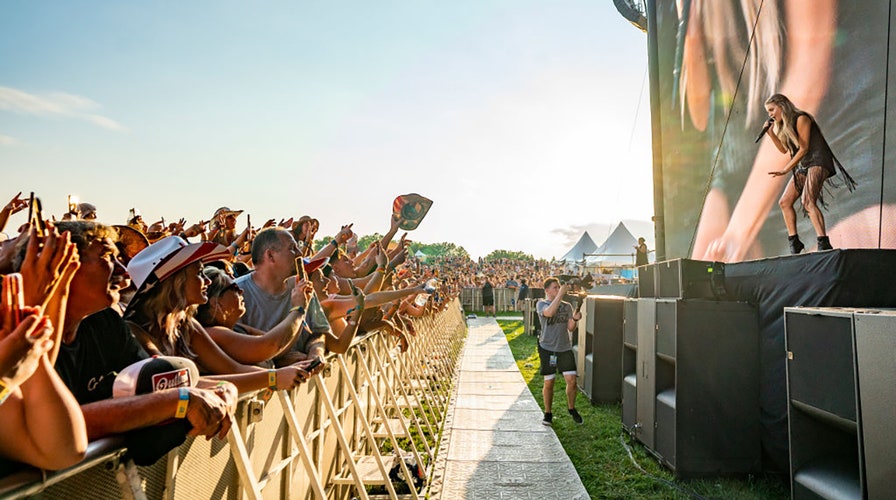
[788,234,805,255]
[817,236,833,251]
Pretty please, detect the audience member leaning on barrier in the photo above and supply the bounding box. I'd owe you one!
[123,236,320,393]
[0,225,87,471]
[197,265,316,368]
[236,228,345,361]
[19,222,238,461]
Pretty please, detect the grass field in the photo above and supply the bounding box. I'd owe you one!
[497,319,789,500]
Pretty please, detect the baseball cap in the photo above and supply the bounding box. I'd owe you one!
[113,356,200,466]
[112,356,199,398]
[77,202,97,219]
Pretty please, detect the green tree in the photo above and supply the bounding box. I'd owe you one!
[357,233,383,251]
[484,249,534,261]
[408,241,470,260]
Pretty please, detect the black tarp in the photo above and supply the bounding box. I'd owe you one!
[723,249,896,471]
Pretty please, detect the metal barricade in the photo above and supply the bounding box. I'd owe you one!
[0,299,467,500]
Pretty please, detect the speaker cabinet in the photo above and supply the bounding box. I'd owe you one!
[635,299,656,448]
[576,296,624,403]
[786,308,896,499]
[588,296,624,403]
[622,299,639,432]
[575,299,595,393]
[854,311,896,500]
[651,299,760,478]
[638,264,657,298]
[656,259,726,300]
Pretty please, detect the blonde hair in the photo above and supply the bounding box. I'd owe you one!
[765,93,807,154]
[130,267,199,358]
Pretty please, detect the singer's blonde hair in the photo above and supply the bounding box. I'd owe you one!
[680,0,783,123]
[765,93,809,154]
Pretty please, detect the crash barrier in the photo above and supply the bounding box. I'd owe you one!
[0,299,467,500]
[522,298,541,337]
[460,287,544,313]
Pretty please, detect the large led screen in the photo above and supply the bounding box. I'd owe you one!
[651,0,895,261]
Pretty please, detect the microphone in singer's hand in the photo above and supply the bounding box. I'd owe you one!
[755,118,774,143]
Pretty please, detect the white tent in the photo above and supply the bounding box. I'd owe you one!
[585,222,649,267]
[559,232,598,271]
[414,250,427,260]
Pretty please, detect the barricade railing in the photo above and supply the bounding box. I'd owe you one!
[460,287,522,312]
[0,299,467,500]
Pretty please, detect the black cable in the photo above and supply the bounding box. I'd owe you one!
[687,0,767,258]
[619,432,708,500]
[879,1,891,249]
[629,62,649,153]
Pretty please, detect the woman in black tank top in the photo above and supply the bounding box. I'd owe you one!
[764,93,856,254]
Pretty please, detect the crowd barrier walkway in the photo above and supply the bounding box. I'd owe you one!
[429,316,588,500]
[0,300,467,500]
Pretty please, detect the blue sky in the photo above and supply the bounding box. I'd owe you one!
[0,1,653,259]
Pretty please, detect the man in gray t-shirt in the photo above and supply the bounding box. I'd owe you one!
[535,277,583,426]
[235,228,329,363]
[236,270,329,355]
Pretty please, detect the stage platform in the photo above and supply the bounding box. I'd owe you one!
[626,249,896,471]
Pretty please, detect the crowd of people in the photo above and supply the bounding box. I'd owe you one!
[410,255,562,313]
[0,191,456,474]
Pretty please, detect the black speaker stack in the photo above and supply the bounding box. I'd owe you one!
[622,258,760,478]
[638,258,727,300]
[785,307,896,499]
[576,296,624,404]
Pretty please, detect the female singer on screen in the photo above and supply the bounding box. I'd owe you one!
[763,93,856,254]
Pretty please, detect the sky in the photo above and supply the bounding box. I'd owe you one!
[0,1,654,259]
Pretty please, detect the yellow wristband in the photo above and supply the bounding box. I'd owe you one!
[175,387,189,419]
[0,380,10,406]
[268,370,277,390]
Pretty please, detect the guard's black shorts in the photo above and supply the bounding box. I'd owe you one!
[538,344,576,378]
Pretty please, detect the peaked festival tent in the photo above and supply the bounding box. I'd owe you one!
[585,222,650,267]
[559,231,598,271]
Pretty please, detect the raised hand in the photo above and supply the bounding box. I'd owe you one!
[19,226,80,310]
[0,306,54,391]
[375,243,388,269]
[182,220,208,239]
[336,223,354,244]
[3,192,29,216]
[290,278,313,309]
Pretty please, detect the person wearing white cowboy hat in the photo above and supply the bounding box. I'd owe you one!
[124,236,312,394]
[208,207,243,247]
[45,221,237,464]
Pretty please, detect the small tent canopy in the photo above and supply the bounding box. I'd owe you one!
[414,250,427,260]
[585,222,649,267]
[559,232,598,271]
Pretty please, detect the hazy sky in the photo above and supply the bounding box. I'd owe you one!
[0,1,653,259]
